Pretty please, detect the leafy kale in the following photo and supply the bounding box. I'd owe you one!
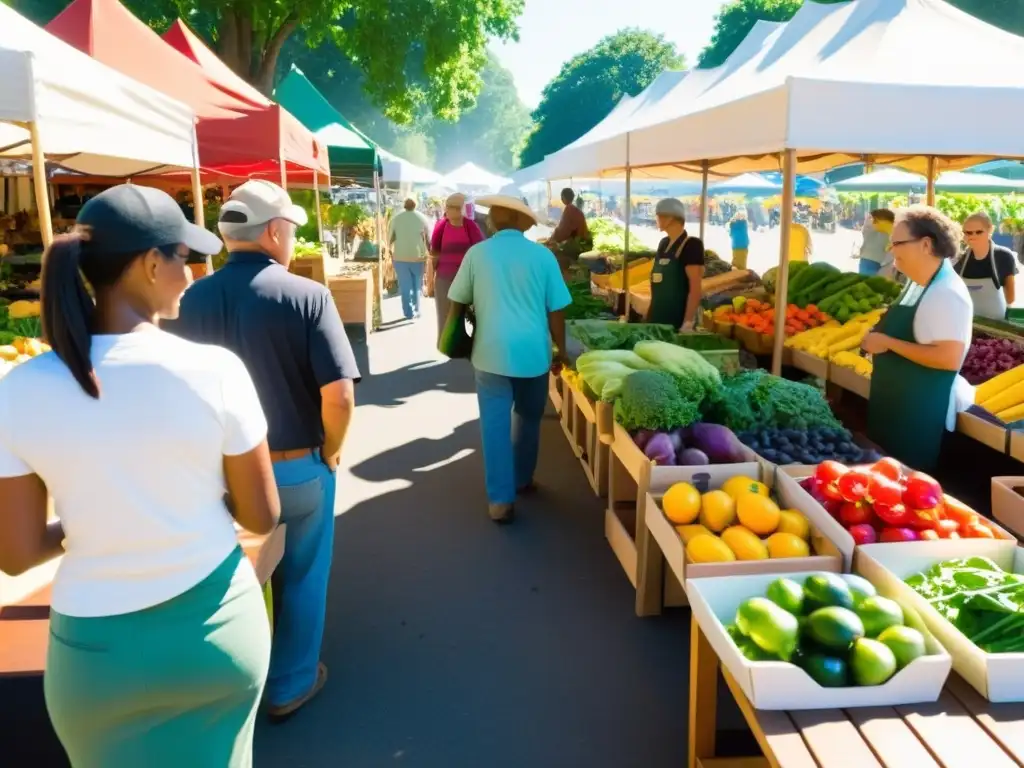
[702,370,842,432]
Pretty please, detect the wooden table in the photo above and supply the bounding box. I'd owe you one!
[689,621,1024,768]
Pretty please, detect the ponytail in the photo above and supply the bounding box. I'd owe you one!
[41,233,100,399]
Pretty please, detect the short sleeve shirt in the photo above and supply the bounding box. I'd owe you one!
[389,209,431,262]
[164,252,361,451]
[957,244,1019,288]
[0,331,267,617]
[448,230,572,378]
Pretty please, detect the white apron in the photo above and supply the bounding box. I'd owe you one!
[958,245,1007,320]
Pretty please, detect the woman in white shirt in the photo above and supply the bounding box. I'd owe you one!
[862,205,972,472]
[0,185,280,767]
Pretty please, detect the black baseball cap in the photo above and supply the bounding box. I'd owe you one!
[77,185,223,256]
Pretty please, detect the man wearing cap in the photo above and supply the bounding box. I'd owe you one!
[388,198,431,320]
[445,195,571,523]
[648,198,705,331]
[165,180,360,720]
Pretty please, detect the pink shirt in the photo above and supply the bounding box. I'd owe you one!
[431,218,484,279]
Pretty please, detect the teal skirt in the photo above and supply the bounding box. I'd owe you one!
[44,547,271,768]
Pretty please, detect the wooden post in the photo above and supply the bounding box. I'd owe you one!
[190,125,204,228]
[699,160,709,241]
[28,122,53,250]
[313,170,324,242]
[772,149,797,376]
[926,156,937,206]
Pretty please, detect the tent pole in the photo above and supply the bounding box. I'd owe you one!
[28,122,53,250]
[699,160,709,241]
[313,170,324,242]
[623,134,632,321]
[926,156,937,206]
[772,149,797,376]
[190,125,204,228]
[374,168,384,300]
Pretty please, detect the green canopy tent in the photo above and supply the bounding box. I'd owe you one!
[274,66,381,186]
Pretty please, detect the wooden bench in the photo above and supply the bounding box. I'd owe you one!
[688,620,1024,768]
[0,525,286,678]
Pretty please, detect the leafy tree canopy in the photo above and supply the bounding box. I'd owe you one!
[517,28,684,169]
[5,0,523,122]
[698,0,1024,68]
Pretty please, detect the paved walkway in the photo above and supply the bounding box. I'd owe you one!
[0,295,757,767]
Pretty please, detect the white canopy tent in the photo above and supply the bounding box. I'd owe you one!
[439,162,511,193]
[0,4,199,245]
[379,148,440,185]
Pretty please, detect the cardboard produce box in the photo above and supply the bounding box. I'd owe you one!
[645,465,843,589]
[686,571,952,710]
[957,411,1009,453]
[992,476,1024,538]
[856,539,1024,702]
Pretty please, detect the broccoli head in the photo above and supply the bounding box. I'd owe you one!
[613,369,701,431]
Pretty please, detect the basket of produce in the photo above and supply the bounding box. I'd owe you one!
[686,570,952,709]
[857,542,1024,702]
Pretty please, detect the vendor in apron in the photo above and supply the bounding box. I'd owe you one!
[862,207,973,472]
[646,198,705,331]
[958,211,1018,320]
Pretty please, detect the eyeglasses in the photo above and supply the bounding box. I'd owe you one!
[886,237,922,252]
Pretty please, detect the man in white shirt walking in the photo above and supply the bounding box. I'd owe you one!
[389,198,432,320]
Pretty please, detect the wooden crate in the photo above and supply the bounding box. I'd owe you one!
[567,382,614,497]
[289,252,327,286]
[328,273,373,335]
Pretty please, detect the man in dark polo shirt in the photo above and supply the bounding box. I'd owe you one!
[165,179,360,721]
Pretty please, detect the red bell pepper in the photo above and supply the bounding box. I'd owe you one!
[837,469,872,503]
[873,501,913,527]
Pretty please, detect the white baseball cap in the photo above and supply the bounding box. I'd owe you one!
[218,180,308,236]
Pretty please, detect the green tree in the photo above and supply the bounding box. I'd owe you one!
[698,0,1024,68]
[4,0,523,121]
[518,29,683,169]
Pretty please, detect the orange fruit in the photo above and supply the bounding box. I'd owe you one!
[686,535,736,563]
[721,526,769,560]
[766,532,810,559]
[777,510,811,540]
[699,490,736,532]
[736,492,781,535]
[662,482,701,525]
[676,524,714,544]
[722,476,769,500]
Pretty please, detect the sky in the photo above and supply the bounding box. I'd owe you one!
[491,0,729,109]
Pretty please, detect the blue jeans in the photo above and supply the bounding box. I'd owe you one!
[859,259,882,276]
[395,260,424,319]
[475,370,549,504]
[267,454,336,705]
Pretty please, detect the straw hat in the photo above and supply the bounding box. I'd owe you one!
[476,195,538,227]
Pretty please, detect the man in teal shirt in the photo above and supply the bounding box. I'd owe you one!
[447,196,571,523]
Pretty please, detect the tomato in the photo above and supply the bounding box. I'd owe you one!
[870,457,903,483]
[880,527,922,543]
[837,469,872,503]
[935,519,960,538]
[822,482,846,503]
[867,475,903,508]
[873,501,913,527]
[815,460,848,487]
[918,529,940,541]
[840,501,874,528]
[822,498,844,519]
[902,471,943,510]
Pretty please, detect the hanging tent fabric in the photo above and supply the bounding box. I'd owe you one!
[708,172,781,196]
[274,66,380,185]
[45,0,327,181]
[438,162,511,193]
[0,4,196,175]
[835,168,1024,194]
[378,149,440,185]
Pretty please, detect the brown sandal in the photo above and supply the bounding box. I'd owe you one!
[268,662,328,722]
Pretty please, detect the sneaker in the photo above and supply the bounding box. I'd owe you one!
[488,503,515,524]
[267,662,328,723]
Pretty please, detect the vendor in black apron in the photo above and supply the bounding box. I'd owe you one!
[862,206,973,472]
[646,198,705,331]
[958,211,1017,320]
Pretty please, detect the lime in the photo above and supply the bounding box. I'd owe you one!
[736,597,799,660]
[803,573,855,613]
[842,574,878,605]
[766,577,805,616]
[878,625,927,669]
[850,638,897,686]
[856,596,904,638]
[803,654,849,688]
[806,606,865,652]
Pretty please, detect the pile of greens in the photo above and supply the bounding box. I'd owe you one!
[614,369,702,431]
[569,320,679,350]
[702,369,842,432]
[564,281,611,321]
[587,219,655,260]
[0,303,41,345]
[906,557,1024,654]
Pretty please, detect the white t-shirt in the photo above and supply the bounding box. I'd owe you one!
[898,260,973,430]
[0,330,267,617]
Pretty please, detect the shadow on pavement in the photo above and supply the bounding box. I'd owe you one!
[355,358,476,409]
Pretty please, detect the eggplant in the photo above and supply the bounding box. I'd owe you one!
[677,448,710,466]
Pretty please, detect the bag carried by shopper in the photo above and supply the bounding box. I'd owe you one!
[437,306,475,359]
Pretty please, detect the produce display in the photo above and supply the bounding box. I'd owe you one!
[783,263,900,319]
[737,426,881,467]
[798,459,1004,545]
[587,219,654,261]
[712,298,832,337]
[785,309,884,362]
[906,557,1024,654]
[632,422,749,466]
[565,280,613,320]
[831,351,874,378]
[727,573,930,687]
[702,370,843,433]
[0,335,50,379]
[0,299,42,346]
[960,336,1024,386]
[660,476,813,562]
[974,363,1024,423]
[703,249,734,278]
[593,259,653,291]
